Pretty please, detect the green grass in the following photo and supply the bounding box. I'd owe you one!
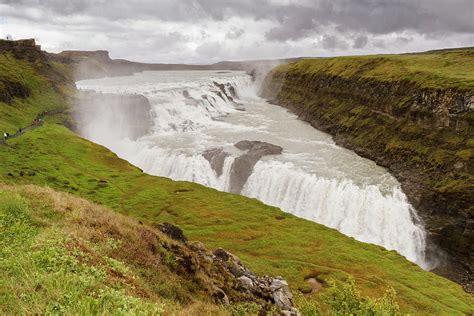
[0,188,166,315]
[281,49,474,89]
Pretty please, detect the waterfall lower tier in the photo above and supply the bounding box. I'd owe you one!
[242,160,429,268]
[76,70,433,270]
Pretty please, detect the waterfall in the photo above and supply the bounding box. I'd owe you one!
[242,160,429,269]
[76,70,432,270]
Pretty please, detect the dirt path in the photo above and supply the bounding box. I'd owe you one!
[0,109,64,145]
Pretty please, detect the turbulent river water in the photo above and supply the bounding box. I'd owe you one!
[77,70,432,269]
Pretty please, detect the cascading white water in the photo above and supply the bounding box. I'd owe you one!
[76,70,433,270]
[242,160,427,266]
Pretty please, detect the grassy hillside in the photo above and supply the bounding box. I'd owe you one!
[0,48,473,314]
[0,184,230,314]
[290,49,474,89]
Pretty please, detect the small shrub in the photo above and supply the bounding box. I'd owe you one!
[322,277,400,316]
[293,292,320,316]
[229,302,262,316]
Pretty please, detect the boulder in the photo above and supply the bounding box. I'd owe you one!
[229,140,283,193]
[156,223,188,243]
[202,148,230,177]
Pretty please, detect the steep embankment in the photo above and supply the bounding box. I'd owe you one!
[262,49,474,290]
[0,184,301,315]
[1,39,473,314]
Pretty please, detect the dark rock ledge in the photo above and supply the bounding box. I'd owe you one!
[156,222,300,315]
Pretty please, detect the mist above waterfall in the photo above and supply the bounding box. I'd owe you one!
[75,70,436,270]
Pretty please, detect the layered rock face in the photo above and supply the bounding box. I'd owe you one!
[262,64,473,291]
[0,39,45,62]
[0,80,30,104]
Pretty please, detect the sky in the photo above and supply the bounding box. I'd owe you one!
[0,0,473,64]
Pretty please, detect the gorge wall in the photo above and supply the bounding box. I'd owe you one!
[261,51,474,291]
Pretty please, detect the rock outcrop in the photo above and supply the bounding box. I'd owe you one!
[262,61,474,291]
[202,141,283,192]
[203,148,230,177]
[0,80,30,104]
[230,141,283,193]
[0,39,46,62]
[158,222,299,315]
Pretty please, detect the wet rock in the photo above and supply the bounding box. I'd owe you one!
[156,223,188,243]
[228,85,238,98]
[229,140,283,193]
[182,90,191,98]
[213,81,240,102]
[202,148,230,177]
[234,140,283,156]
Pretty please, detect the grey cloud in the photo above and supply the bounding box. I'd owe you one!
[264,0,474,42]
[195,41,222,58]
[0,0,472,63]
[5,0,472,37]
[397,36,414,44]
[321,35,349,50]
[226,27,245,39]
[353,35,368,49]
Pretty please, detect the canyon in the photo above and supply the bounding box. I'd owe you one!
[1,38,472,314]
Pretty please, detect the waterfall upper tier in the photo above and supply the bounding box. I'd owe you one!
[76,70,433,270]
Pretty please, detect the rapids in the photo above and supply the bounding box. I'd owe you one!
[76,70,433,269]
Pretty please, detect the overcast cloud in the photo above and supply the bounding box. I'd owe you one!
[0,0,472,63]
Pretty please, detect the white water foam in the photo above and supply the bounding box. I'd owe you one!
[76,70,433,270]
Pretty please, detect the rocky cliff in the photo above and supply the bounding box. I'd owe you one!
[262,50,474,291]
[0,39,46,62]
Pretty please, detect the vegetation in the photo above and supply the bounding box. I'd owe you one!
[1,47,473,314]
[294,277,401,316]
[0,184,237,314]
[279,48,474,89]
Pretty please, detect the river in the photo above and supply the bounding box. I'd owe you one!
[76,70,432,269]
